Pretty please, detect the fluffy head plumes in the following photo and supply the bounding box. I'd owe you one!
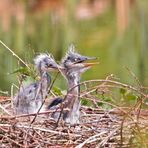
[34,53,57,72]
[61,44,83,65]
[61,44,97,77]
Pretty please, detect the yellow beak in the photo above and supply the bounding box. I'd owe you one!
[83,62,99,67]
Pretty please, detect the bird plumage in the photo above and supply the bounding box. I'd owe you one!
[13,53,59,115]
[60,44,96,125]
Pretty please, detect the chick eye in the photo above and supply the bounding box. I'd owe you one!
[48,64,53,67]
[74,58,78,62]
[67,56,70,60]
[46,63,52,67]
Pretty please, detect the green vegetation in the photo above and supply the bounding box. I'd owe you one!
[0,1,148,93]
[0,1,148,147]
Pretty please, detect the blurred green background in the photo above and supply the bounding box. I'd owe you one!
[0,0,148,94]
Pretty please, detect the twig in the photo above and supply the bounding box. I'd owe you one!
[76,131,107,148]
[99,128,120,147]
[0,124,82,137]
[0,96,10,100]
[0,40,30,68]
[30,72,60,124]
[125,67,142,88]
[0,90,9,95]
[77,79,148,98]
[0,104,12,116]
[0,110,60,120]
[0,133,25,148]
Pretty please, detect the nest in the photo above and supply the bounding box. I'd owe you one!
[0,96,148,148]
[0,78,148,147]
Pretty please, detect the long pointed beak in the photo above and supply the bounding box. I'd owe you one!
[83,62,99,67]
[68,56,99,68]
[73,57,98,65]
[82,57,99,67]
[85,57,97,61]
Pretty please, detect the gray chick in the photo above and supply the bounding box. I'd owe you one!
[49,45,97,125]
[13,53,60,115]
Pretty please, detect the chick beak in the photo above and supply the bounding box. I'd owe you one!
[82,57,99,67]
[48,64,63,72]
[83,62,99,67]
[56,65,65,72]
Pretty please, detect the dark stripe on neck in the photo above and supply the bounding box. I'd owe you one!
[77,80,80,100]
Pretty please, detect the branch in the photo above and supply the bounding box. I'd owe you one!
[0,40,30,68]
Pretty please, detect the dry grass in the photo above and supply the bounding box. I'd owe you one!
[0,78,148,148]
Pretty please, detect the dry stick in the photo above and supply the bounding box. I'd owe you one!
[22,72,60,147]
[0,133,25,148]
[0,90,105,118]
[81,93,143,128]
[120,115,126,146]
[81,91,135,120]
[0,40,30,69]
[55,93,68,127]
[125,67,144,122]
[81,79,147,114]
[76,131,108,148]
[2,80,143,120]
[136,98,143,121]
[56,79,147,111]
[78,79,148,98]
[119,120,147,147]
[0,110,61,120]
[56,79,142,127]
[55,82,82,128]
[0,90,9,95]
[54,66,79,127]
[10,78,147,120]
[0,104,12,116]
[20,127,45,146]
[99,127,120,147]
[0,126,26,144]
[125,67,142,88]
[0,124,81,137]
[119,97,143,147]
[0,96,10,100]
[30,72,60,124]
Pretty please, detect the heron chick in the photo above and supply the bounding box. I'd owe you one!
[46,45,97,125]
[13,53,60,115]
[60,45,97,125]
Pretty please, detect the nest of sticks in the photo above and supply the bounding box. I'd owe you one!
[0,79,148,147]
